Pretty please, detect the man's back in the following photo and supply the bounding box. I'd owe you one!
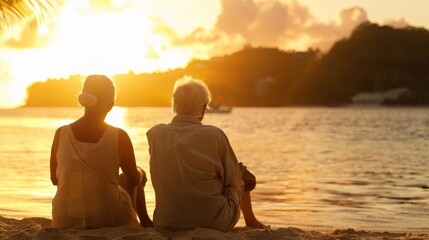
[147,114,243,232]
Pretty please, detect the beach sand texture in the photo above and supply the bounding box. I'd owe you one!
[1,215,428,240]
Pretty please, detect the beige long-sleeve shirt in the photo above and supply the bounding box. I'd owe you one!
[147,114,245,232]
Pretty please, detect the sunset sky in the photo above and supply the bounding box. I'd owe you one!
[0,0,428,108]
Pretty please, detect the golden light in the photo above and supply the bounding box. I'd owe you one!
[280,34,311,51]
[2,0,194,98]
[0,0,220,108]
[0,80,28,108]
[48,7,156,74]
[105,106,127,129]
[37,24,49,36]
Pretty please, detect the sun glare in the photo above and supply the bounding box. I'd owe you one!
[7,0,194,86]
[1,0,219,107]
[37,24,49,36]
[49,8,157,75]
[105,107,127,129]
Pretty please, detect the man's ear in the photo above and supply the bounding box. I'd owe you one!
[199,104,207,121]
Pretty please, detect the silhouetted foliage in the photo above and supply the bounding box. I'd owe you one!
[114,69,184,106]
[185,47,319,106]
[24,22,429,107]
[0,0,64,37]
[26,75,83,106]
[305,22,429,105]
[25,47,318,107]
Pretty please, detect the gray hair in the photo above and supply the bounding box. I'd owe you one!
[172,76,212,115]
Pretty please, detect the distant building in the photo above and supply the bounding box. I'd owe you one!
[351,88,411,105]
[256,77,277,96]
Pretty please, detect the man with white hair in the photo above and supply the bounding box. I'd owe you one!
[147,76,266,232]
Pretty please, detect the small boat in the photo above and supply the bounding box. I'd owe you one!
[206,104,232,113]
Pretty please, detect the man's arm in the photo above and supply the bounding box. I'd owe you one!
[242,166,257,192]
[118,128,142,187]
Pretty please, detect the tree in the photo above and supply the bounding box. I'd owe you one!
[0,0,63,38]
[306,22,429,105]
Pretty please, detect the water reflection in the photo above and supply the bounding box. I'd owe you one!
[0,107,428,232]
[105,107,127,129]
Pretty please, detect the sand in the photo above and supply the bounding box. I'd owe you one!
[0,215,428,240]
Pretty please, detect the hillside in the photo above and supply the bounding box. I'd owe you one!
[25,22,429,107]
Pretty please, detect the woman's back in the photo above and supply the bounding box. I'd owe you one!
[52,124,137,228]
[50,74,152,229]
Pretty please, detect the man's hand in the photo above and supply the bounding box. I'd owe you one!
[243,168,256,191]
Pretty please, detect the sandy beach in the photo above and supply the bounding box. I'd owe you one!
[0,215,427,240]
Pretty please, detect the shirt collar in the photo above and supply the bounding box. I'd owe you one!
[172,114,203,125]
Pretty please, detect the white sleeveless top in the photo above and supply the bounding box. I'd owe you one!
[52,125,139,229]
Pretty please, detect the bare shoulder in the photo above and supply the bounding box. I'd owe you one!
[116,127,131,142]
[53,126,65,138]
[116,127,128,136]
[51,126,66,150]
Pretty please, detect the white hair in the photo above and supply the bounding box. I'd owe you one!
[78,75,115,108]
[172,76,212,115]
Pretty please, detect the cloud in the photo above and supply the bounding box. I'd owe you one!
[5,22,56,49]
[246,1,291,45]
[156,0,309,58]
[148,0,372,58]
[385,18,409,29]
[305,7,368,50]
[4,24,38,49]
[214,0,369,51]
[215,0,311,47]
[1,0,416,56]
[152,17,245,58]
[216,0,259,35]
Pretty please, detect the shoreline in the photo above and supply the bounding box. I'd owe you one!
[1,215,428,240]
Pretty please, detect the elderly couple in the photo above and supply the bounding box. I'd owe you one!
[50,75,266,232]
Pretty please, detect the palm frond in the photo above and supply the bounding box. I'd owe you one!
[0,0,64,39]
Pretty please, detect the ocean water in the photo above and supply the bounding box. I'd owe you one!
[0,107,428,232]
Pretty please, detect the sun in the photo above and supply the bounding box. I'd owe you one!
[0,0,193,92]
[48,5,155,74]
[0,0,220,108]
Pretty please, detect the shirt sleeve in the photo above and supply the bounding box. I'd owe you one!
[219,130,243,204]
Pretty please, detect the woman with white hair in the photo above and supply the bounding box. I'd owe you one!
[50,75,153,229]
[147,76,266,232]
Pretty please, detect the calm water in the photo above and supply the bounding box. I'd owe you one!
[0,107,428,232]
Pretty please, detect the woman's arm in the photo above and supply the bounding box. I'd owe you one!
[50,127,62,185]
[118,128,142,187]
